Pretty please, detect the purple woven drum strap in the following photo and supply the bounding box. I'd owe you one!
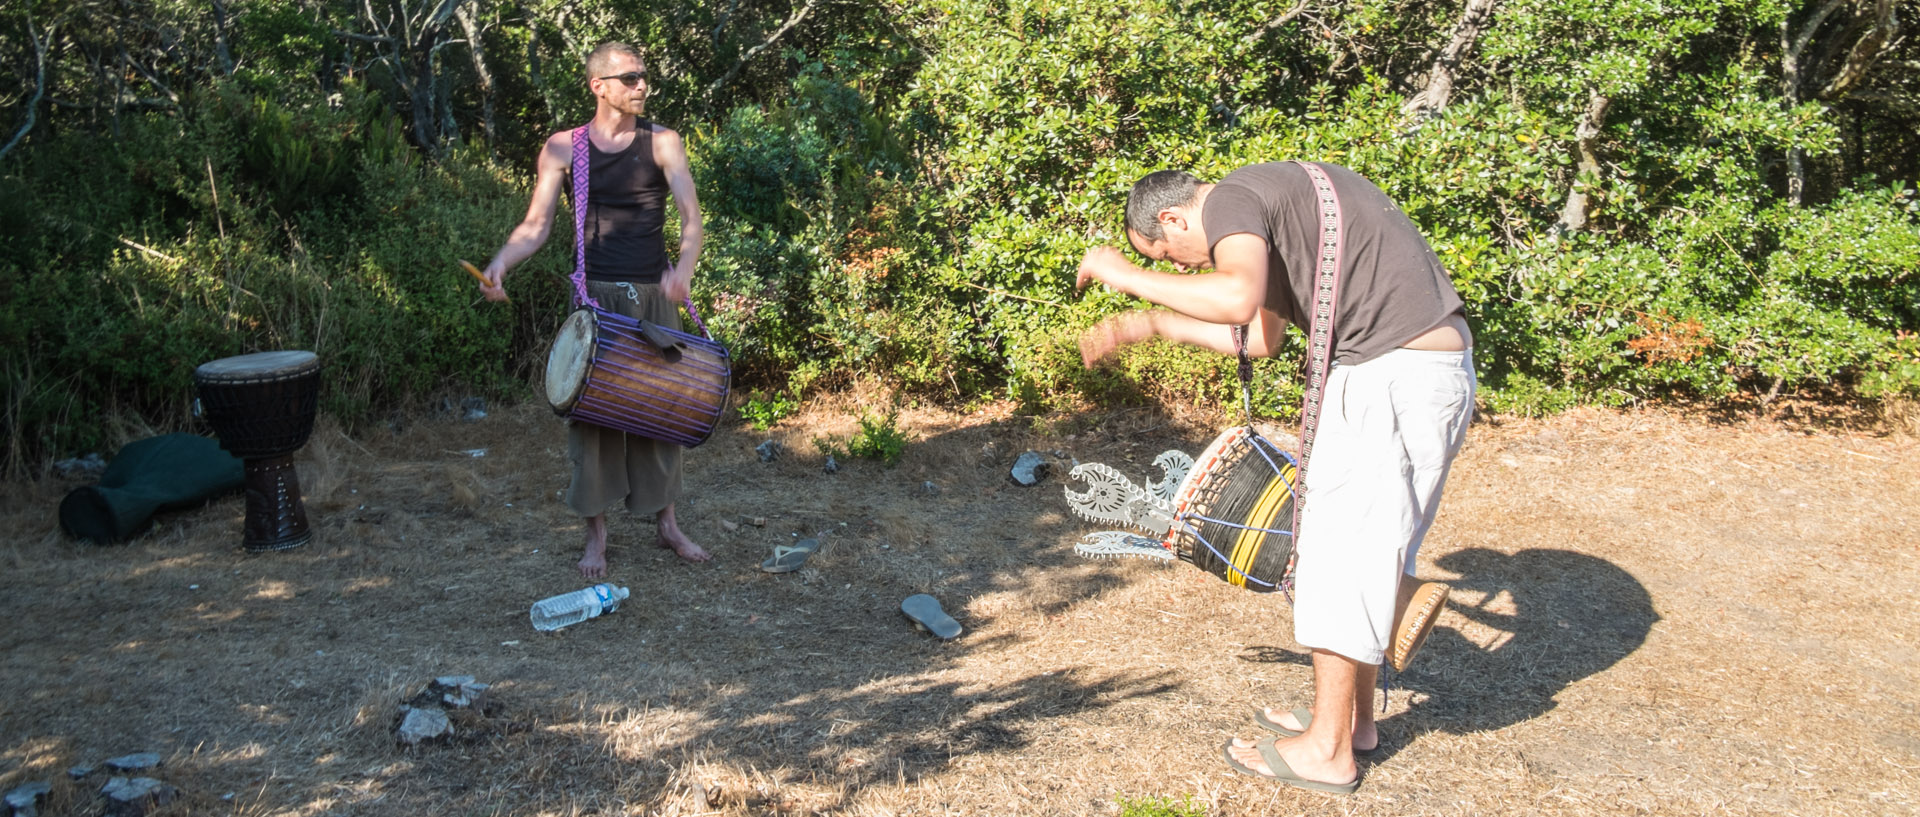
[570,125,601,310]
[1290,160,1345,554]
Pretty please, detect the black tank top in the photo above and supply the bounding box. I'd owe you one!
[573,121,669,283]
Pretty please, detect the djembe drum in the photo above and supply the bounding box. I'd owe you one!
[194,350,320,551]
[545,307,730,447]
[1165,425,1447,671]
[1163,426,1300,592]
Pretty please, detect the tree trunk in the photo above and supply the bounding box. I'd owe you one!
[1555,90,1611,236]
[1819,0,1900,100]
[210,0,235,76]
[1782,0,1845,206]
[455,5,495,146]
[1402,0,1499,120]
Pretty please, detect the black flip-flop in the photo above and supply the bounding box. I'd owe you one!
[1250,706,1378,756]
[901,594,962,639]
[1221,736,1360,794]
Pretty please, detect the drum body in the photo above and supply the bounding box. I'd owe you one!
[545,308,730,448]
[194,350,320,552]
[1161,426,1299,592]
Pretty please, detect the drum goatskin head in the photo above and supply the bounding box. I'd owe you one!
[546,309,599,411]
[195,350,319,380]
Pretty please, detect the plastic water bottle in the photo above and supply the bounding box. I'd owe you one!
[529,583,630,631]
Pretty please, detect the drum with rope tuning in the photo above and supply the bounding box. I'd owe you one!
[545,307,730,448]
[1161,425,1299,592]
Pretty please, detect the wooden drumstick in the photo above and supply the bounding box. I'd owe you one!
[459,259,507,302]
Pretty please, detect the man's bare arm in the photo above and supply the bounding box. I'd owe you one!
[1075,233,1270,325]
[654,126,703,304]
[479,133,571,301]
[1080,306,1289,367]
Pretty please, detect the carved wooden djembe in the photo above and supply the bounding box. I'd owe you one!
[194,350,320,551]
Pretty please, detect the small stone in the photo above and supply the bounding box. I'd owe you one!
[103,753,161,772]
[395,706,453,745]
[1009,451,1050,486]
[823,454,839,474]
[68,764,96,779]
[5,782,51,816]
[921,480,940,496]
[755,439,784,462]
[100,777,177,816]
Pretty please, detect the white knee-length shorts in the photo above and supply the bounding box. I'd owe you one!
[1291,347,1476,665]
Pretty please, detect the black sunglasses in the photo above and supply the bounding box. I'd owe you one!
[596,71,647,88]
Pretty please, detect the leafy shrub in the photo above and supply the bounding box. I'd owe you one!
[814,408,910,467]
[738,390,799,430]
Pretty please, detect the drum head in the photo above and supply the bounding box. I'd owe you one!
[195,350,319,382]
[1166,426,1252,517]
[545,309,599,411]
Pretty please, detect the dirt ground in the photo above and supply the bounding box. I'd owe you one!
[2,394,1917,816]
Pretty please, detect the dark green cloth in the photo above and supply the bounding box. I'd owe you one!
[59,433,244,544]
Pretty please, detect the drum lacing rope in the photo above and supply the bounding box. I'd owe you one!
[571,124,715,341]
[1170,429,1297,590]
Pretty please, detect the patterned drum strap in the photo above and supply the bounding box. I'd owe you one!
[570,126,601,311]
[1289,160,1346,574]
[569,124,715,339]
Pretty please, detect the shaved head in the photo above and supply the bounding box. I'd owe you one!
[586,41,644,80]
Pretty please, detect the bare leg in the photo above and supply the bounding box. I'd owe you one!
[579,514,609,579]
[1231,649,1362,785]
[1260,658,1378,751]
[655,504,711,562]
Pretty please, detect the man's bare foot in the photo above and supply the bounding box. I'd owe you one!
[1228,733,1359,787]
[656,505,711,563]
[578,550,608,578]
[1260,706,1378,753]
[580,514,610,578]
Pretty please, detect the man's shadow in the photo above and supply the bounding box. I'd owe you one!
[1241,547,1657,758]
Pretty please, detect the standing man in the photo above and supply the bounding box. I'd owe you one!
[1077,164,1475,793]
[478,41,711,576]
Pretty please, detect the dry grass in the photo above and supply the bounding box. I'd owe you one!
[2,398,1917,816]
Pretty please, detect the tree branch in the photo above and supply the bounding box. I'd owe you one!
[1243,1,1309,44]
[455,5,496,145]
[1554,89,1612,237]
[1820,0,1900,99]
[1402,0,1499,120]
[0,18,51,162]
[703,0,820,102]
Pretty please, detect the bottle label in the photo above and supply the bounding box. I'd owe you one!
[593,584,613,605]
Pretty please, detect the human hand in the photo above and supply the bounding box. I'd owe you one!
[1076,246,1134,293]
[662,267,692,304]
[1079,311,1155,368]
[479,258,509,303]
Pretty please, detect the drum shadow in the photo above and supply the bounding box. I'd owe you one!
[1377,547,1657,756]
[1236,548,1655,758]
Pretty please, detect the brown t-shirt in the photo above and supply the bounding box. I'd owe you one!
[1202,162,1463,366]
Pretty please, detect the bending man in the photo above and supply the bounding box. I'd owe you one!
[478,41,711,575]
[1078,164,1474,793]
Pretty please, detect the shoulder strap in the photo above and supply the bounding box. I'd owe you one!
[570,125,601,310]
[1288,160,1346,567]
